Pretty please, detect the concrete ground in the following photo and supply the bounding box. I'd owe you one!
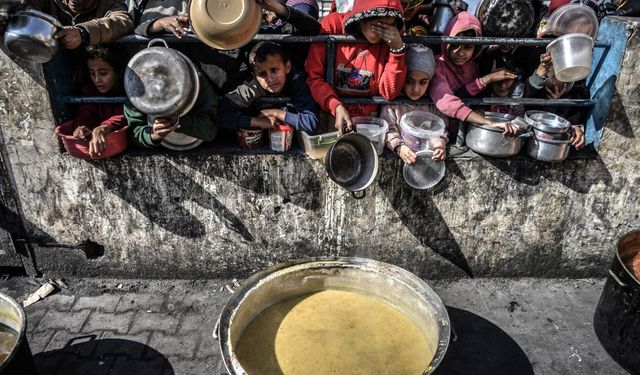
[0,277,629,375]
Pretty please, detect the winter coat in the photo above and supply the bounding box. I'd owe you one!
[73,84,127,130]
[305,0,407,117]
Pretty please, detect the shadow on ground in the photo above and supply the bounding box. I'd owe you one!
[433,306,534,375]
[33,337,174,375]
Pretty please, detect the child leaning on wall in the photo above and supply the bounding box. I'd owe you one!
[381,44,449,163]
[305,0,407,132]
[428,11,520,137]
[218,41,319,134]
[60,46,128,158]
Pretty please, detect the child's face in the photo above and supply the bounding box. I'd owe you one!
[448,43,475,66]
[404,70,430,101]
[88,58,117,94]
[489,69,515,97]
[253,54,291,94]
[360,16,396,44]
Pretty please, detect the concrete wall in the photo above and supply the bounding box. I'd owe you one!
[0,18,639,279]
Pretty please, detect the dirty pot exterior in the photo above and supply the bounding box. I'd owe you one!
[4,9,61,63]
[0,292,36,374]
[465,112,522,157]
[215,257,451,375]
[594,230,640,374]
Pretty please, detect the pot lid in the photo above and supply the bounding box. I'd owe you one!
[125,42,194,117]
[547,4,599,39]
[403,150,445,190]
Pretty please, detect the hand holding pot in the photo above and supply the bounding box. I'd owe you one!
[151,117,180,142]
[150,14,190,38]
[536,52,553,77]
[334,104,353,133]
[570,125,585,149]
[396,145,417,164]
[491,121,519,136]
[55,26,82,49]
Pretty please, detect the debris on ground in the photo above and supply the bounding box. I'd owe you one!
[22,280,57,307]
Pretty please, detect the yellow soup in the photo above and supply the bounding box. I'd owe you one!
[235,289,434,375]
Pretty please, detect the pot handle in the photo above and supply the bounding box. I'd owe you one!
[148,38,169,49]
[609,269,630,289]
[351,190,366,199]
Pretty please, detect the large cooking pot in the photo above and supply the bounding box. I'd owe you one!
[325,130,378,199]
[594,230,640,374]
[465,112,523,157]
[476,0,534,37]
[3,9,61,63]
[124,39,199,118]
[215,257,451,375]
[0,292,37,374]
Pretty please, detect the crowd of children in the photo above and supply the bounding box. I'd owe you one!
[8,0,620,160]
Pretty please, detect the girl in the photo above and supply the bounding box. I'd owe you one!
[306,0,407,132]
[381,44,449,163]
[70,46,127,157]
[429,12,520,137]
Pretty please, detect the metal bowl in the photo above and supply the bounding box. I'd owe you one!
[216,257,451,375]
[4,9,61,63]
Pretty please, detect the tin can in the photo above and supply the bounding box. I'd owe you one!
[269,125,294,152]
[237,129,263,149]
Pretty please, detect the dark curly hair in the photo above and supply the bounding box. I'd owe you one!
[83,45,125,78]
[248,41,290,70]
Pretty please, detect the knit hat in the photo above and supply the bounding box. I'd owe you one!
[406,44,435,78]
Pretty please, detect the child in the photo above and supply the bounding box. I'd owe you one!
[218,41,319,134]
[68,46,128,158]
[429,12,520,137]
[306,0,407,132]
[525,52,586,149]
[124,74,218,148]
[381,44,449,163]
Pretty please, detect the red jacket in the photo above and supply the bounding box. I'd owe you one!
[72,84,127,130]
[305,0,406,117]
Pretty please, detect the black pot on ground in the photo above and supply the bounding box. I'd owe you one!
[594,230,640,375]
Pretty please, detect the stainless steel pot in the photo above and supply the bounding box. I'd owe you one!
[0,0,23,21]
[124,39,199,118]
[3,9,61,63]
[525,110,571,135]
[465,112,523,157]
[325,131,378,199]
[215,257,451,375]
[525,132,571,162]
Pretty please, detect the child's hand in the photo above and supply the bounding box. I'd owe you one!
[151,14,190,38]
[334,104,353,134]
[545,83,566,99]
[150,117,180,142]
[536,52,553,77]
[258,110,283,128]
[491,121,519,136]
[481,64,518,86]
[253,117,276,129]
[89,127,107,158]
[570,125,585,149]
[432,146,446,161]
[397,145,417,164]
[370,21,403,51]
[73,126,91,140]
[256,0,288,18]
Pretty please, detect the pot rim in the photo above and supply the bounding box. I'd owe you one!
[217,257,451,375]
[16,8,63,28]
[469,112,516,132]
[546,32,594,52]
[0,292,26,372]
[615,229,640,286]
[525,110,572,134]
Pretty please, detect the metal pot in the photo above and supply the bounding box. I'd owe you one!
[594,230,640,375]
[465,112,523,157]
[215,257,451,375]
[429,0,454,35]
[325,131,378,199]
[476,0,534,37]
[0,292,37,374]
[3,9,61,63]
[124,39,199,118]
[525,110,572,135]
[525,132,571,162]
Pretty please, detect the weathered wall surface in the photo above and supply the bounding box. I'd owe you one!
[0,19,639,279]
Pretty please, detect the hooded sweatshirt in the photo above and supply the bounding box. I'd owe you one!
[429,12,486,121]
[305,0,407,117]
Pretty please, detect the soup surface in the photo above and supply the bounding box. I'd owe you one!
[235,289,434,375]
[0,323,18,365]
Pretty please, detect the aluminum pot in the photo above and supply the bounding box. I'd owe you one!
[124,39,199,118]
[215,257,451,375]
[594,230,640,375]
[325,131,378,199]
[3,9,61,63]
[525,110,571,134]
[429,0,454,35]
[525,132,571,162]
[465,112,523,157]
[0,292,37,374]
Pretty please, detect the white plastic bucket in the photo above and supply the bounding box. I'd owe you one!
[353,116,389,155]
[399,111,447,152]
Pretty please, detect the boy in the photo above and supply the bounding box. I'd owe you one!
[218,41,319,134]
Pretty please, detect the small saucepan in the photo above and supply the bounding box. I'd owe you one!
[325,128,379,199]
[3,9,62,63]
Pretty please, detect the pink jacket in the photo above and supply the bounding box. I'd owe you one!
[429,12,486,121]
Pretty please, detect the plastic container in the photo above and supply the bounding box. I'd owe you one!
[55,121,129,160]
[269,124,294,152]
[353,116,388,156]
[546,3,599,38]
[403,150,446,190]
[237,128,263,149]
[399,111,447,152]
[546,33,594,82]
[296,130,340,159]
